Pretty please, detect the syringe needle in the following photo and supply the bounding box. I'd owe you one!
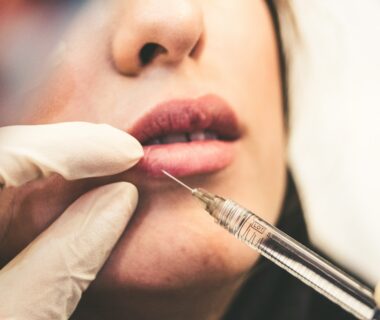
[161,170,217,208]
[161,170,194,192]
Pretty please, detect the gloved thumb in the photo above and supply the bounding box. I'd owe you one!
[0,182,138,320]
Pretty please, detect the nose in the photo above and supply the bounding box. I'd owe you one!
[112,0,204,76]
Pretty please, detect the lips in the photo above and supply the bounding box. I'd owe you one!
[129,94,241,177]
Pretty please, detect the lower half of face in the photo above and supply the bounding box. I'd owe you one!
[0,0,286,311]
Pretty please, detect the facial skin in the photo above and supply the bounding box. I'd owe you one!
[0,1,285,319]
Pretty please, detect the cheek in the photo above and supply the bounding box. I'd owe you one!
[202,1,277,81]
[22,64,95,125]
[28,71,77,124]
[3,19,112,126]
[0,66,79,126]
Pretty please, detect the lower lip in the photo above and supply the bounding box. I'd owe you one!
[136,140,236,177]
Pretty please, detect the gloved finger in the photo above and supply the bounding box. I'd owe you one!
[0,122,143,188]
[375,282,380,306]
[0,182,138,320]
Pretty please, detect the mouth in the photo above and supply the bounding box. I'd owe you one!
[129,94,241,177]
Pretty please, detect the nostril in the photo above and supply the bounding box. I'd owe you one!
[189,34,204,59]
[139,43,167,66]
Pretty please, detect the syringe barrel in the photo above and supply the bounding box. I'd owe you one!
[208,198,379,320]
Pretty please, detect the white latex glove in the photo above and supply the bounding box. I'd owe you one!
[0,122,143,319]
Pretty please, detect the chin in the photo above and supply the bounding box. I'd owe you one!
[90,187,259,295]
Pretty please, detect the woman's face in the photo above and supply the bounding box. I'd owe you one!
[0,0,285,316]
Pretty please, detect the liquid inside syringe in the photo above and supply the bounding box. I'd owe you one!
[162,170,380,320]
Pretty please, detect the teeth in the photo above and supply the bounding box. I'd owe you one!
[189,131,206,141]
[146,131,219,145]
[189,131,218,141]
[161,133,188,144]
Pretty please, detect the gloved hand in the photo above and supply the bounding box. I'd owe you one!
[0,122,143,319]
[375,285,380,306]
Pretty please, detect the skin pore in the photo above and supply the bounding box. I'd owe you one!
[0,1,285,319]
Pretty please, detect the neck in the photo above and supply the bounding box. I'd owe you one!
[73,277,245,320]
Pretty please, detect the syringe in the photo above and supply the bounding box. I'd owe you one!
[162,170,380,320]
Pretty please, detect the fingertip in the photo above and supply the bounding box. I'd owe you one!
[96,123,144,169]
[88,181,139,228]
[112,181,139,217]
[87,181,139,217]
[124,135,144,167]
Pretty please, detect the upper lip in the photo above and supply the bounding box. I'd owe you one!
[129,94,241,145]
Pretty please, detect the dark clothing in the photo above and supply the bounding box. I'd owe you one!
[223,173,356,320]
